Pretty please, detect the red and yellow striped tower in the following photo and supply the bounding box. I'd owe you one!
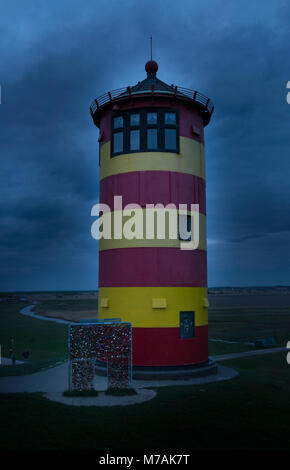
[90,59,215,376]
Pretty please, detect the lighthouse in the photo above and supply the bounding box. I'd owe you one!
[90,58,215,377]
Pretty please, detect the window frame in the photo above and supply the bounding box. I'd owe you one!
[111,107,179,157]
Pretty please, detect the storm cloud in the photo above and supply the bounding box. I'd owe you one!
[0,0,290,290]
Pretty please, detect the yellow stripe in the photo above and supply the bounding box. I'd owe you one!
[199,142,204,179]
[98,209,206,251]
[98,287,208,328]
[100,136,205,180]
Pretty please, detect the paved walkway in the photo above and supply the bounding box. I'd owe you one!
[0,347,287,395]
[20,304,72,324]
[0,357,23,366]
[0,362,70,393]
[0,361,238,393]
[44,389,157,407]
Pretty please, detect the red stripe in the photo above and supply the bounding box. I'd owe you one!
[99,247,207,287]
[99,97,204,145]
[132,325,208,366]
[100,171,206,214]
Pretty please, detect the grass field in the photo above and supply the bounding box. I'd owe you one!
[209,306,290,345]
[1,294,290,377]
[0,353,289,450]
[0,301,67,376]
[33,298,98,317]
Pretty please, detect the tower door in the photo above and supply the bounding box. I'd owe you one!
[180,311,195,339]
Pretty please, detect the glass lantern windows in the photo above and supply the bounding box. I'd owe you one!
[111,108,179,156]
[165,128,177,150]
[113,116,123,129]
[165,112,176,125]
[147,112,157,125]
[147,128,158,149]
[130,114,140,126]
[130,129,140,151]
[113,132,123,153]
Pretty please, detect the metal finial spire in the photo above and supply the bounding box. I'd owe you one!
[145,37,158,77]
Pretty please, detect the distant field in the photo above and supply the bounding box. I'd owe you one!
[209,306,290,346]
[209,293,290,308]
[33,299,98,322]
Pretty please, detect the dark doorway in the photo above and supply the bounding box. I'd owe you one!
[180,311,195,339]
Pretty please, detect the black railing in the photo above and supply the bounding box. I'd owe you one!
[90,86,214,117]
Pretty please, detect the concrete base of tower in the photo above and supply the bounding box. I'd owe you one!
[132,359,217,380]
[95,359,218,381]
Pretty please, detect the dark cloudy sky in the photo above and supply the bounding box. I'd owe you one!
[1,0,290,291]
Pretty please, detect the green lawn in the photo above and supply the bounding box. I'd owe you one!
[0,301,67,375]
[0,353,289,450]
[208,339,255,356]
